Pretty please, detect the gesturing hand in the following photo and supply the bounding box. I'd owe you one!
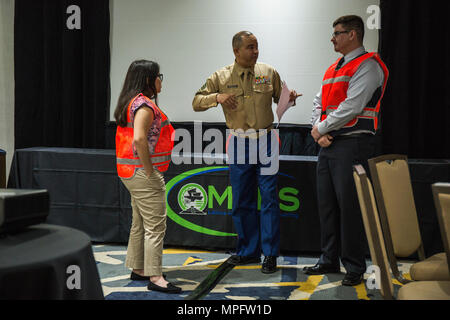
[289,90,302,102]
[217,93,238,111]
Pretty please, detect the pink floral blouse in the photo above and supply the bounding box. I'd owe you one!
[129,95,162,157]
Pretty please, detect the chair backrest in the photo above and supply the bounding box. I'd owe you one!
[368,154,423,258]
[0,149,6,188]
[432,183,450,275]
[353,164,394,300]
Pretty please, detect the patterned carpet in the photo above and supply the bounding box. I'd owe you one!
[93,244,413,300]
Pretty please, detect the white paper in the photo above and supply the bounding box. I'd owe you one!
[276,81,295,127]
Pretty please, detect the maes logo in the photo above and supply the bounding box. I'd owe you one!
[178,183,207,215]
[166,166,301,237]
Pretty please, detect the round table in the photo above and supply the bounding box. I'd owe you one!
[0,224,104,299]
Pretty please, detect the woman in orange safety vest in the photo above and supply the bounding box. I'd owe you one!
[113,60,179,294]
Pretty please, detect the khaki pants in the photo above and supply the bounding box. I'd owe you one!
[120,169,167,276]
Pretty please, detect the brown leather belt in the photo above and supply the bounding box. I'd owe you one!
[229,126,273,139]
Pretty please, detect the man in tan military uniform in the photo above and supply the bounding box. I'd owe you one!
[192,31,300,274]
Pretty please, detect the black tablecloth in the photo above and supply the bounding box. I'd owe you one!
[8,147,129,242]
[7,147,450,256]
[0,223,104,299]
[7,148,321,252]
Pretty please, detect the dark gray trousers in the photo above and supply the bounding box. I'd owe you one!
[317,134,376,274]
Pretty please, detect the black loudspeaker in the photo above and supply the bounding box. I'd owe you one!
[0,189,50,234]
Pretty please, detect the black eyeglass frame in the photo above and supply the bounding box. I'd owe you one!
[332,30,350,38]
[158,73,164,82]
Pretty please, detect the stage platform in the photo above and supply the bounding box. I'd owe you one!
[7,147,450,256]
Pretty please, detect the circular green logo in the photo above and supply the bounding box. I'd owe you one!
[166,166,236,237]
[178,183,207,213]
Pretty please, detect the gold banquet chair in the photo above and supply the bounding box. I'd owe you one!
[368,154,449,283]
[353,165,450,300]
[432,183,450,280]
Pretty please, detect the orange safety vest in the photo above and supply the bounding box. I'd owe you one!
[115,94,175,178]
[321,52,389,136]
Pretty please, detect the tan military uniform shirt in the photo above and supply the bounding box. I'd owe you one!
[192,61,282,131]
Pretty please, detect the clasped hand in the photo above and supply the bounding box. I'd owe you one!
[311,125,333,148]
[317,134,333,148]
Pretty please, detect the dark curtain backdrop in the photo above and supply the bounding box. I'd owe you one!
[14,0,110,149]
[13,1,450,159]
[379,0,450,159]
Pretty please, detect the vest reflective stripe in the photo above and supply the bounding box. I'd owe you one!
[116,158,140,165]
[156,152,172,157]
[322,75,352,85]
[116,154,172,165]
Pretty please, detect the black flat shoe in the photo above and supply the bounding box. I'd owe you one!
[342,272,363,286]
[261,256,277,274]
[147,281,182,294]
[228,255,261,266]
[130,272,167,281]
[303,263,340,275]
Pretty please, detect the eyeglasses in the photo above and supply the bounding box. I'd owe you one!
[158,73,163,82]
[332,30,350,38]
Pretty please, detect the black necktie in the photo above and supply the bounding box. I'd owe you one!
[335,57,345,71]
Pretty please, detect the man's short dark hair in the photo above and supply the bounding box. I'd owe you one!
[232,31,254,50]
[333,15,365,43]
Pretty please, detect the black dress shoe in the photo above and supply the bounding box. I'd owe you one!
[261,256,277,274]
[147,281,182,294]
[228,255,261,266]
[342,272,363,286]
[130,272,167,281]
[303,263,340,275]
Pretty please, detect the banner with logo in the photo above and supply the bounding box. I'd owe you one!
[164,155,321,253]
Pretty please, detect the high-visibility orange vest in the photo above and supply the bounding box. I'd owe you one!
[321,52,389,136]
[115,93,175,178]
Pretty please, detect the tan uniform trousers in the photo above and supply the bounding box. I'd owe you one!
[120,168,166,276]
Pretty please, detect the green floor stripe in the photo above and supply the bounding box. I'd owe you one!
[185,258,236,300]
